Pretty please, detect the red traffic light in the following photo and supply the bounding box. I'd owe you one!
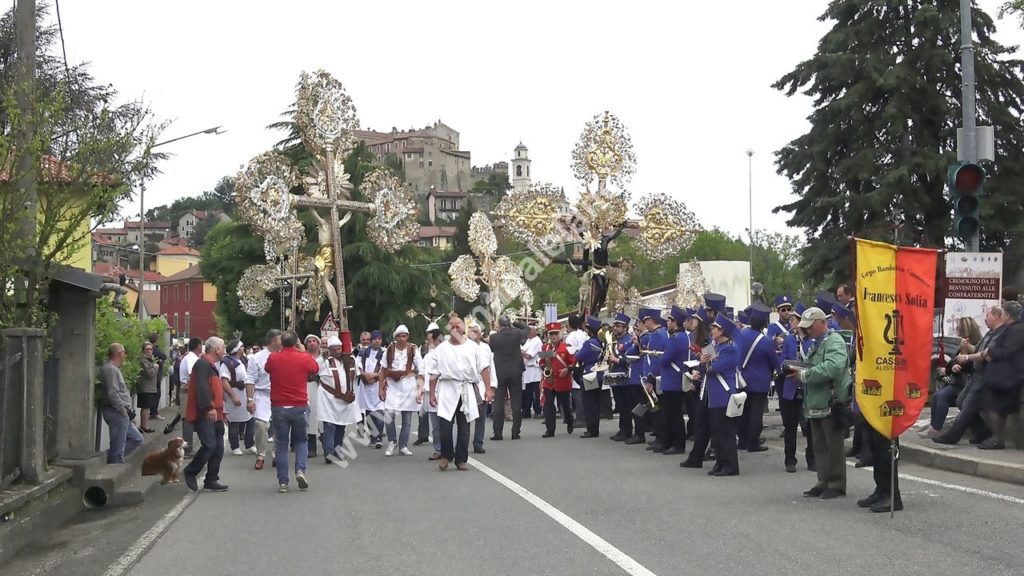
[953,163,985,195]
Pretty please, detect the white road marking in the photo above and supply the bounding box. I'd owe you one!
[469,457,657,576]
[845,461,1024,505]
[102,491,198,576]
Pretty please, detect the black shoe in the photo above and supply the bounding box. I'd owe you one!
[623,435,646,445]
[803,486,824,498]
[969,434,990,445]
[978,439,1006,450]
[413,438,429,446]
[932,435,958,445]
[185,474,198,492]
[542,432,554,438]
[807,461,817,472]
[785,463,797,473]
[651,444,665,453]
[567,424,574,434]
[819,489,846,500]
[490,435,503,441]
[857,493,883,508]
[679,460,702,469]
[580,431,598,438]
[854,459,874,468]
[707,464,723,476]
[662,447,685,455]
[610,432,629,442]
[870,496,904,513]
[203,481,229,492]
[511,434,521,440]
[712,468,739,477]
[474,447,486,454]
[845,448,859,458]
[645,443,662,451]
[747,445,769,453]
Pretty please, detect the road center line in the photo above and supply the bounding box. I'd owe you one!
[844,461,1024,505]
[102,491,198,576]
[468,457,657,576]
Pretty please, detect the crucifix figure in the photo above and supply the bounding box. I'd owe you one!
[553,221,626,316]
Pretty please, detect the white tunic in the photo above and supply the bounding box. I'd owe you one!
[384,345,423,412]
[429,339,489,423]
[522,335,542,386]
[420,346,438,414]
[316,357,361,426]
[476,341,496,401]
[356,347,386,412]
[244,348,273,422]
[565,330,587,390]
[219,359,251,423]
[306,353,322,433]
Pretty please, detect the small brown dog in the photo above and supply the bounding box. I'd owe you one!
[141,437,185,484]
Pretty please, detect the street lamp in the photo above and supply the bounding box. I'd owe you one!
[746,149,754,289]
[138,126,225,320]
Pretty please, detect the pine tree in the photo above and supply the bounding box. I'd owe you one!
[773,1,1024,286]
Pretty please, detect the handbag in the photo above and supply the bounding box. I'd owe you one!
[716,373,747,417]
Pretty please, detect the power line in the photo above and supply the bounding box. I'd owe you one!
[407,243,579,268]
[54,0,71,86]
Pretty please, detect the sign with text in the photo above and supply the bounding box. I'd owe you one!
[942,253,1002,336]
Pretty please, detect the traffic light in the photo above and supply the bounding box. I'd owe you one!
[947,162,985,240]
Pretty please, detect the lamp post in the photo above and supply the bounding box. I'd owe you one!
[746,149,754,288]
[138,126,224,320]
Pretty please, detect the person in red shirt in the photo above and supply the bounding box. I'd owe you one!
[183,337,228,492]
[264,331,320,493]
[541,323,576,438]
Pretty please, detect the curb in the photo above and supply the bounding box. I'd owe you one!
[900,442,1024,486]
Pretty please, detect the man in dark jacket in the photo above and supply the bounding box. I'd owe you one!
[489,316,529,440]
[979,301,1024,449]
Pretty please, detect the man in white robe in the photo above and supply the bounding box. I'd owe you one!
[304,334,323,457]
[356,330,387,449]
[317,336,361,464]
[429,316,493,471]
[381,325,423,457]
[417,323,444,460]
[244,329,282,470]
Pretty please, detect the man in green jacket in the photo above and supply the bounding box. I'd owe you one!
[789,307,852,500]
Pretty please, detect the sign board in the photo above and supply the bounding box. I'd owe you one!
[320,312,340,342]
[942,253,1002,336]
[696,261,752,312]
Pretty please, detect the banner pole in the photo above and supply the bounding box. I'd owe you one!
[890,438,896,519]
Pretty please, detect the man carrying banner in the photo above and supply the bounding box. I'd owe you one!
[789,307,851,500]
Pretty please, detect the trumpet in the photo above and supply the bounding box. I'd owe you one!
[639,350,665,356]
[543,365,554,381]
[641,375,660,410]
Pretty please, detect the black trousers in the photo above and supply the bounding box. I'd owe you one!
[522,380,542,417]
[682,390,699,438]
[184,419,224,484]
[543,389,572,434]
[942,380,992,443]
[736,391,768,450]
[779,397,813,466]
[628,386,649,439]
[439,398,470,464]
[660,391,686,451]
[599,388,613,419]
[228,419,255,451]
[612,386,632,435]
[582,385,602,435]
[493,373,524,438]
[681,396,711,466]
[417,412,430,441]
[869,426,901,501]
[711,408,739,473]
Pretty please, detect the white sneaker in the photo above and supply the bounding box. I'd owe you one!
[248,447,258,455]
[231,448,243,456]
[399,446,413,456]
[384,442,396,457]
[296,471,309,490]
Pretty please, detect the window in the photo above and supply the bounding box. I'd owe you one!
[173,313,179,334]
[516,165,523,177]
[428,161,433,167]
[419,161,424,168]
[185,312,190,336]
[418,152,423,159]
[163,289,167,303]
[185,285,190,302]
[174,285,179,302]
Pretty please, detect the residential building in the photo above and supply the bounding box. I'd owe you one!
[426,188,466,223]
[159,265,218,340]
[154,246,201,278]
[413,226,458,250]
[124,220,173,245]
[177,209,229,240]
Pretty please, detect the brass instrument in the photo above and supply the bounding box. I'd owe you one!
[639,350,665,356]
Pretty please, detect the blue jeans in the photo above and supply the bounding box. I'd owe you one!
[429,412,442,454]
[102,407,144,464]
[322,422,346,458]
[385,410,413,449]
[931,385,961,430]
[271,406,309,485]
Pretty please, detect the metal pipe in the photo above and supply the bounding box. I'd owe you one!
[959,0,979,252]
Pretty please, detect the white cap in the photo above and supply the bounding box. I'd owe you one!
[426,321,440,332]
[326,336,343,348]
[304,334,321,344]
[393,324,410,337]
[798,307,827,329]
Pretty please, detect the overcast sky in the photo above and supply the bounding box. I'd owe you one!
[55,0,1023,239]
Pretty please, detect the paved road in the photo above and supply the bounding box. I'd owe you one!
[7,416,1024,576]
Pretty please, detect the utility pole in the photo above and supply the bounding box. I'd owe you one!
[15,0,37,259]
[959,0,979,252]
[746,149,754,285]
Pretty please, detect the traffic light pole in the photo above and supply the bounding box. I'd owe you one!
[959,0,979,252]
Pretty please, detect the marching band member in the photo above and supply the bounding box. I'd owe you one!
[705,313,741,476]
[607,313,635,442]
[356,330,387,449]
[381,325,423,457]
[317,336,360,464]
[428,315,493,471]
[638,308,668,452]
[816,292,842,332]
[768,295,795,343]
[780,302,814,472]
[679,309,714,470]
[658,306,690,455]
[735,303,781,453]
[576,316,605,438]
[621,316,649,445]
[683,308,710,440]
[564,314,588,428]
[703,292,727,324]
[541,322,576,438]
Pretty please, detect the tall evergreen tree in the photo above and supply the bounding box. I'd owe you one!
[774,1,1024,286]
